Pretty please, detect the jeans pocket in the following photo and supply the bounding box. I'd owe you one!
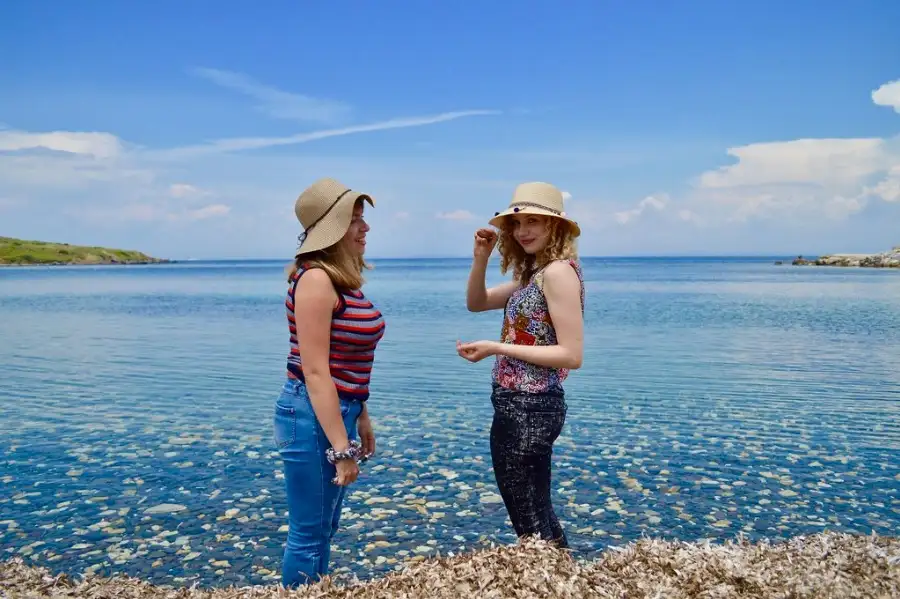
[273,403,297,449]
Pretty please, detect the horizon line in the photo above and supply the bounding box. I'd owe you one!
[164,253,816,261]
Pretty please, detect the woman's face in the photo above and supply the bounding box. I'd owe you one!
[341,200,370,256]
[510,213,551,254]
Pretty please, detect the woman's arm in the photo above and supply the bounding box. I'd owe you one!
[293,269,351,452]
[466,228,517,312]
[466,256,518,312]
[458,261,584,368]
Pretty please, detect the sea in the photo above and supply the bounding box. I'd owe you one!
[1,257,898,588]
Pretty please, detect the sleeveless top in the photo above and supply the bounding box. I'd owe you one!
[286,265,386,401]
[492,259,585,394]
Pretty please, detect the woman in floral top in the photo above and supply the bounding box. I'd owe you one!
[458,181,584,548]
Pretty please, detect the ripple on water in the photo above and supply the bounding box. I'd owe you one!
[1,258,898,587]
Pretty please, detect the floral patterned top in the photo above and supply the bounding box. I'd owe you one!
[492,259,585,394]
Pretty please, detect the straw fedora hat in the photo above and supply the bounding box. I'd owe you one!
[294,177,375,256]
[488,182,580,237]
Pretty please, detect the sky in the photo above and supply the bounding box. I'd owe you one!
[1,1,899,259]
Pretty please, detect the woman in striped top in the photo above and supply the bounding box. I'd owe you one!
[273,178,386,587]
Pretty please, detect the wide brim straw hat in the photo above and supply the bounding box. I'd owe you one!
[488,181,580,237]
[294,177,375,256]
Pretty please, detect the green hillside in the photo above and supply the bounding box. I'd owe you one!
[0,237,169,266]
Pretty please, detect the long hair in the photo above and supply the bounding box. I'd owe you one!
[285,200,372,290]
[497,216,578,286]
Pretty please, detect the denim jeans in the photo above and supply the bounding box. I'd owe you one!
[273,378,363,587]
[490,384,568,548]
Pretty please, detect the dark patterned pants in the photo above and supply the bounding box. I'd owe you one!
[489,384,568,548]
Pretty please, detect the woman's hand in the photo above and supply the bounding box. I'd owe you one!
[334,458,359,486]
[358,412,376,459]
[473,228,498,261]
[457,339,500,363]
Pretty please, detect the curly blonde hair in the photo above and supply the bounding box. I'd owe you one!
[497,215,579,285]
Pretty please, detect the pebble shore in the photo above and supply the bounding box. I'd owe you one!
[3,532,898,598]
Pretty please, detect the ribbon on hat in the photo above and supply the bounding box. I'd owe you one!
[297,189,353,246]
[508,201,562,215]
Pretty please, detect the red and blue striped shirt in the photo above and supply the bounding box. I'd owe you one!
[286,265,386,401]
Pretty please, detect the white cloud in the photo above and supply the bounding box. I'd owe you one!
[169,183,211,200]
[682,135,900,223]
[0,153,155,190]
[677,209,702,224]
[614,194,669,224]
[859,165,900,203]
[696,138,890,189]
[561,191,572,200]
[436,209,476,221]
[0,130,124,159]
[179,204,231,221]
[674,78,900,225]
[191,67,352,124]
[74,202,231,224]
[823,195,868,220]
[872,79,900,114]
[154,110,500,159]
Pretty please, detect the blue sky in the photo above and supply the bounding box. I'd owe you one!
[1,1,899,259]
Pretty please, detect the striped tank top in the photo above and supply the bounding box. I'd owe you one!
[285,265,386,401]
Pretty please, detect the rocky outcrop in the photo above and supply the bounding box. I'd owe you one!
[793,246,900,268]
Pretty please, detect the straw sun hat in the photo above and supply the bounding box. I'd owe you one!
[294,177,375,256]
[488,182,580,237]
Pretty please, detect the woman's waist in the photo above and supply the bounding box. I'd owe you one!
[494,353,567,372]
[281,376,369,403]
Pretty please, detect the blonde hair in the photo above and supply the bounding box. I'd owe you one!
[497,216,578,286]
[286,199,372,290]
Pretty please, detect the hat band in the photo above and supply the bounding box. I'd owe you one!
[496,201,562,216]
[298,189,353,246]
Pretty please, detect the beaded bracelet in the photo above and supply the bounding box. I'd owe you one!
[326,440,368,465]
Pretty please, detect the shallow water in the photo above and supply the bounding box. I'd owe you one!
[1,257,898,587]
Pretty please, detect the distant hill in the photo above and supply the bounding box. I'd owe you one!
[0,237,170,266]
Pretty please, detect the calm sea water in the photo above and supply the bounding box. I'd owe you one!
[1,257,898,587]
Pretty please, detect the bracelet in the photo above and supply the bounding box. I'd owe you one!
[326,440,367,465]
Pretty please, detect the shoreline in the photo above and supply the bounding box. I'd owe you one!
[0,259,174,267]
[2,532,897,598]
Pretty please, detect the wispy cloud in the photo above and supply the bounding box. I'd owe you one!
[74,202,231,224]
[153,110,500,160]
[615,194,669,224]
[168,183,212,200]
[0,130,124,159]
[436,209,476,221]
[191,67,351,124]
[181,204,231,221]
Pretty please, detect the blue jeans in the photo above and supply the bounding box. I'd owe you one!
[273,378,363,587]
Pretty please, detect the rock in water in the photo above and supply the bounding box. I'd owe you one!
[143,503,187,515]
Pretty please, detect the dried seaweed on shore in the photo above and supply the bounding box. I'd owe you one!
[2,532,898,599]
